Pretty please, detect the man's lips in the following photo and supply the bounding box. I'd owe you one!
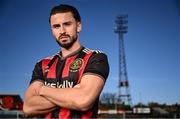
[61,36,68,39]
[59,35,69,39]
[58,36,69,42]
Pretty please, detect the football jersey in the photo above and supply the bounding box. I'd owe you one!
[30,46,109,118]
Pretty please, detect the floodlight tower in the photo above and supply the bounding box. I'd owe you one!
[114,15,132,106]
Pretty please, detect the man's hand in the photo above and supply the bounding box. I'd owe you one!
[34,82,44,96]
[23,81,56,116]
[74,84,81,88]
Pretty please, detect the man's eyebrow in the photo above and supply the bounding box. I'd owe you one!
[52,21,73,26]
[63,21,73,24]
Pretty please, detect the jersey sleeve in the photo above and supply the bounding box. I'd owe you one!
[30,61,45,84]
[83,52,110,82]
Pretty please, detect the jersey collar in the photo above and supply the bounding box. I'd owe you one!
[57,46,84,60]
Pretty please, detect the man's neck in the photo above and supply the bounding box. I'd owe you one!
[61,41,81,58]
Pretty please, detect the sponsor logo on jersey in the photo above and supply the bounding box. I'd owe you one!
[45,80,74,88]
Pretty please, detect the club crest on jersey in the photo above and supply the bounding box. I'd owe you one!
[70,58,83,72]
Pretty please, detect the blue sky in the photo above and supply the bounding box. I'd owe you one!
[0,0,179,105]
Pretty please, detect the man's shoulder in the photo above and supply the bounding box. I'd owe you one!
[82,47,106,55]
[37,54,56,63]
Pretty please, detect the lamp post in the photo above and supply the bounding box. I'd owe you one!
[114,15,132,106]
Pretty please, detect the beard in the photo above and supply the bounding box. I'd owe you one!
[56,34,78,49]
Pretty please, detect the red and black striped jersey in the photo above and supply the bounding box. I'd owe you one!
[30,46,109,118]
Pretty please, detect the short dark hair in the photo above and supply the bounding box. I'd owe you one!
[49,4,81,23]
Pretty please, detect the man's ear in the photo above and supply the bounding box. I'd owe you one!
[77,22,82,33]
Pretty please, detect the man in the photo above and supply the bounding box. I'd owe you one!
[23,4,109,118]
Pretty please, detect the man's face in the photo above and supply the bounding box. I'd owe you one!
[50,12,81,48]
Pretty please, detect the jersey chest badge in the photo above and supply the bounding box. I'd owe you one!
[70,58,83,72]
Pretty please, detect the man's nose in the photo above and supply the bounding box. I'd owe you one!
[59,26,66,34]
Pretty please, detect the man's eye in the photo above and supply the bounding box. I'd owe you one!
[53,24,60,28]
[64,22,71,26]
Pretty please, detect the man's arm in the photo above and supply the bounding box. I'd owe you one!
[39,74,104,111]
[23,81,57,116]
